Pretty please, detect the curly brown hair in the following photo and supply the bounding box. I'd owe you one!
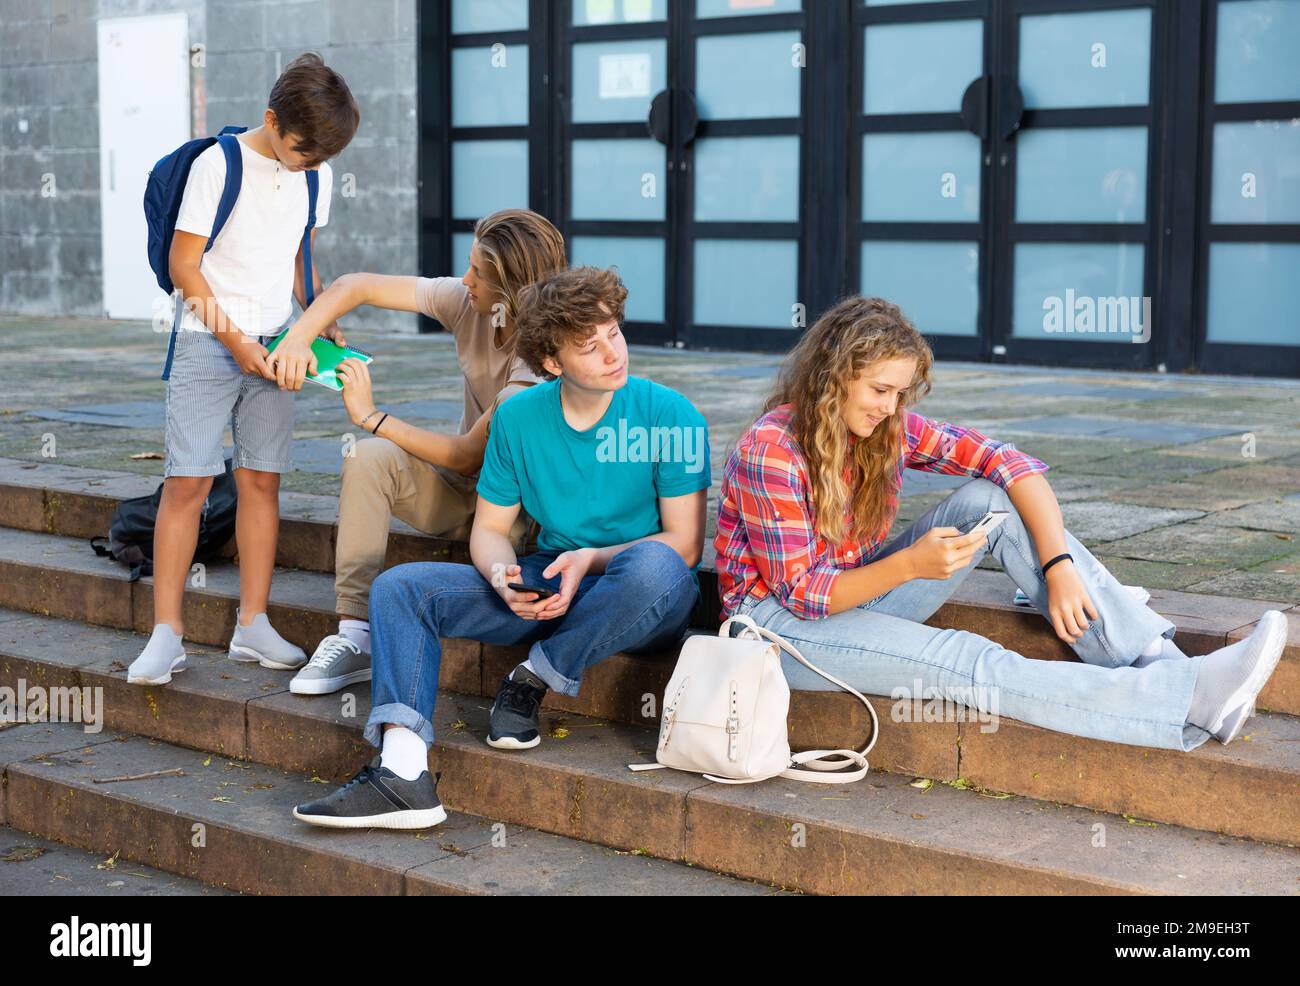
[267,52,360,166]
[514,266,628,379]
[763,296,934,545]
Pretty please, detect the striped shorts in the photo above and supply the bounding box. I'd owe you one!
[164,327,295,478]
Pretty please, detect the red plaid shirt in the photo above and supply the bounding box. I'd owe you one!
[714,404,1050,621]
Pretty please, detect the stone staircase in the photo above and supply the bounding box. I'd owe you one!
[0,457,1296,895]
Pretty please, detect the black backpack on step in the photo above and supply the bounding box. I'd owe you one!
[90,459,239,582]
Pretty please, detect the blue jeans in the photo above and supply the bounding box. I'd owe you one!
[364,539,699,747]
[734,478,1211,752]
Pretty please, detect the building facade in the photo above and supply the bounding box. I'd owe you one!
[1,0,1296,374]
[419,0,1299,375]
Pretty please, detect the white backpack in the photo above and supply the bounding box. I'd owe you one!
[629,613,879,785]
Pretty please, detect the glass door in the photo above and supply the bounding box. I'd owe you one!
[851,0,992,360]
[676,0,807,350]
[560,0,673,342]
[557,0,807,349]
[1195,0,1300,375]
[994,0,1161,367]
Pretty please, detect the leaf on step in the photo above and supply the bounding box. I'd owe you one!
[202,756,212,767]
[96,850,120,871]
[449,720,467,732]
[909,777,933,791]
[210,796,233,803]
[308,775,327,784]
[549,727,571,739]
[108,661,127,672]
[910,813,928,820]
[2,846,46,863]
[1122,813,1157,827]
[129,452,164,460]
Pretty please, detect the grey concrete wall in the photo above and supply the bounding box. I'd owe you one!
[0,0,421,332]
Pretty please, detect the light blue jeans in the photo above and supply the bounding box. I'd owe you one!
[734,478,1211,752]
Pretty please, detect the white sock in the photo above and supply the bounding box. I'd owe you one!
[1133,633,1188,668]
[339,619,370,651]
[379,726,428,781]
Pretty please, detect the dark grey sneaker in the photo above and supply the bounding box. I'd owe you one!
[486,665,548,750]
[292,764,446,830]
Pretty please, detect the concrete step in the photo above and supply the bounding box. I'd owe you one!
[0,518,1295,727]
[0,825,239,896]
[3,703,1297,896]
[1,610,1299,857]
[5,455,1296,681]
[0,723,785,896]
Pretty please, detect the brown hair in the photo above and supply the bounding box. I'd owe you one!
[267,52,360,166]
[472,209,568,324]
[514,266,628,379]
[762,296,934,546]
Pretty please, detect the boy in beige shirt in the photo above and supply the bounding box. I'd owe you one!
[267,209,566,694]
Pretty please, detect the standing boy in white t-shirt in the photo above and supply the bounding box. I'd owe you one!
[129,53,360,684]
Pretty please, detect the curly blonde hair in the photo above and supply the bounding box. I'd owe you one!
[763,296,934,545]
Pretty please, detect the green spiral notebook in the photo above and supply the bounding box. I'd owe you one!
[265,331,374,391]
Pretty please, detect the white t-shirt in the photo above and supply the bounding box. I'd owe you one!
[173,132,333,336]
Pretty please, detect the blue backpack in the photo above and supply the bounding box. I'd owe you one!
[143,125,319,380]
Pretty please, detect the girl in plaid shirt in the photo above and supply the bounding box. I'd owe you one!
[714,296,1286,751]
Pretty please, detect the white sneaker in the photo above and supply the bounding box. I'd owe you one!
[128,625,188,685]
[1214,610,1287,745]
[290,634,372,695]
[227,610,308,670]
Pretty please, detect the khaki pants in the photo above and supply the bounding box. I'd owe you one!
[334,437,530,620]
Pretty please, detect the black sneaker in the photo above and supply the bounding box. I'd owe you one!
[487,665,548,750]
[292,764,447,830]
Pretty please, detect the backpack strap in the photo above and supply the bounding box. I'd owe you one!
[721,614,880,783]
[210,133,244,250]
[164,129,244,381]
[301,169,319,307]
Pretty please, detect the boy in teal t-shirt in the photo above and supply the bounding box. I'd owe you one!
[476,373,710,559]
[294,266,711,830]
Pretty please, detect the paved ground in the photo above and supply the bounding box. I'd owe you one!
[2,314,1298,603]
[0,824,236,895]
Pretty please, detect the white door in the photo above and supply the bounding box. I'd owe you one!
[97,13,191,320]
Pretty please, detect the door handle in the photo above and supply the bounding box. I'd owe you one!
[648,89,671,145]
[959,75,990,141]
[646,88,700,147]
[1000,79,1025,141]
[675,88,699,147]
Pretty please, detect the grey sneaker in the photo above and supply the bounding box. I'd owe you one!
[486,665,548,750]
[293,764,446,830]
[290,634,372,695]
[128,624,187,685]
[228,610,307,671]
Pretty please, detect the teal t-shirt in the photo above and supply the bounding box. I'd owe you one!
[476,375,712,561]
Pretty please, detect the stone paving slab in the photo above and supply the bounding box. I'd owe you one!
[1001,415,1242,444]
[0,825,239,896]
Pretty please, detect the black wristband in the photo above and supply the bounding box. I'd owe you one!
[371,413,389,436]
[1041,552,1072,576]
